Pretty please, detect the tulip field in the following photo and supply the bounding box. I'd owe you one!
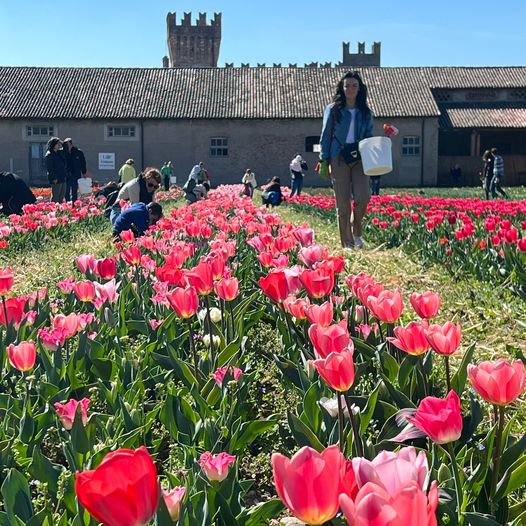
[0,185,525,526]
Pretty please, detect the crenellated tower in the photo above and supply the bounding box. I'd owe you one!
[166,11,222,68]
[340,42,381,67]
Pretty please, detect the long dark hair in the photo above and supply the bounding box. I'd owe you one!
[332,71,371,122]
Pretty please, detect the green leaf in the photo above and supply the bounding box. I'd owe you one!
[381,375,415,409]
[464,512,500,525]
[378,348,399,382]
[495,455,526,500]
[360,381,381,434]
[501,431,526,473]
[451,342,476,395]
[0,468,33,523]
[397,355,415,390]
[70,410,91,455]
[287,412,325,452]
[237,499,285,526]
[231,419,278,453]
[29,447,63,495]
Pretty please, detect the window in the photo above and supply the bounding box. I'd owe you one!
[438,130,471,156]
[26,125,54,137]
[210,137,228,157]
[402,136,421,156]
[305,136,320,153]
[107,126,135,138]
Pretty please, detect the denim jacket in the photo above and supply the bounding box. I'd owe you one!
[319,102,374,161]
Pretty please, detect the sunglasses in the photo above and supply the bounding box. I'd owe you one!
[147,181,159,190]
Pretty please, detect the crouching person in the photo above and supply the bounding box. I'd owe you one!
[112,202,163,241]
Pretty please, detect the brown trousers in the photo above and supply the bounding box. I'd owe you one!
[330,156,371,247]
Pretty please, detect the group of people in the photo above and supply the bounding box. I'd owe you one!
[182,162,211,204]
[45,137,87,203]
[481,148,509,199]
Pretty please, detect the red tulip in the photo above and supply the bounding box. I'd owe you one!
[305,301,333,327]
[0,267,13,296]
[0,297,27,327]
[410,291,441,319]
[155,265,184,286]
[199,451,236,482]
[308,320,351,358]
[121,245,142,265]
[388,321,430,356]
[367,289,404,323]
[54,398,90,430]
[272,445,344,525]
[7,341,36,371]
[408,390,463,444]
[185,261,214,295]
[76,447,159,526]
[166,286,199,318]
[312,349,355,392]
[96,258,117,280]
[300,267,334,299]
[426,321,461,356]
[214,277,239,301]
[468,359,525,406]
[163,487,186,521]
[259,271,289,303]
[340,480,438,526]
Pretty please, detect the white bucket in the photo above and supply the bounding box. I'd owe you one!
[78,177,93,195]
[359,137,393,176]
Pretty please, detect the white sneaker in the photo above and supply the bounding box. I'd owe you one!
[354,236,365,249]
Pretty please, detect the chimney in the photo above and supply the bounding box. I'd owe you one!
[162,56,169,68]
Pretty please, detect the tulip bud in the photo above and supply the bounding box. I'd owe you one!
[209,307,222,323]
[103,307,116,327]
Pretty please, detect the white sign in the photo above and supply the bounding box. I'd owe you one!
[98,153,115,170]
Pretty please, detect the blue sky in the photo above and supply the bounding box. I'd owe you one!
[1,0,525,68]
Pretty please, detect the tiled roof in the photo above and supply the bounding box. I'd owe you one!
[0,66,525,120]
[439,103,526,128]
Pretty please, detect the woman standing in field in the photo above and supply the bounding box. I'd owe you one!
[481,150,493,199]
[319,71,374,251]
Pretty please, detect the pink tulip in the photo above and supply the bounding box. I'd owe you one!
[388,321,430,356]
[312,349,355,392]
[293,227,315,247]
[166,286,199,318]
[352,447,428,494]
[468,359,525,406]
[340,480,438,526]
[300,267,334,299]
[7,341,37,371]
[163,487,186,521]
[305,301,333,328]
[54,398,90,430]
[367,289,404,323]
[0,267,14,296]
[38,326,67,351]
[410,291,441,319]
[283,295,310,320]
[308,320,352,358]
[408,390,463,444]
[72,280,96,302]
[283,265,303,295]
[211,366,243,386]
[426,321,461,356]
[214,278,239,301]
[272,445,344,525]
[53,313,80,338]
[199,452,236,482]
[298,243,328,268]
[76,254,96,274]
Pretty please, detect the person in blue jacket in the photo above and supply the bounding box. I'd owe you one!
[319,71,374,251]
[111,202,163,240]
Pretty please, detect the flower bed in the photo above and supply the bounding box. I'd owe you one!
[0,186,524,525]
[288,192,526,297]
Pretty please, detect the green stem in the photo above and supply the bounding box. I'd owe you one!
[204,295,216,365]
[418,356,429,397]
[337,394,345,453]
[186,318,201,387]
[344,392,364,457]
[445,355,452,392]
[490,405,506,510]
[1,296,8,328]
[447,442,464,526]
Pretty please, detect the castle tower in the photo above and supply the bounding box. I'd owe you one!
[166,11,222,68]
[341,42,381,67]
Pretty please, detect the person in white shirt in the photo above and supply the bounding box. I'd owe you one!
[242,169,257,197]
[289,154,307,197]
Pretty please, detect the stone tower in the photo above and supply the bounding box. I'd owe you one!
[340,42,381,67]
[166,12,222,68]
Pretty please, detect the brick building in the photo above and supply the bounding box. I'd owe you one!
[0,11,525,187]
